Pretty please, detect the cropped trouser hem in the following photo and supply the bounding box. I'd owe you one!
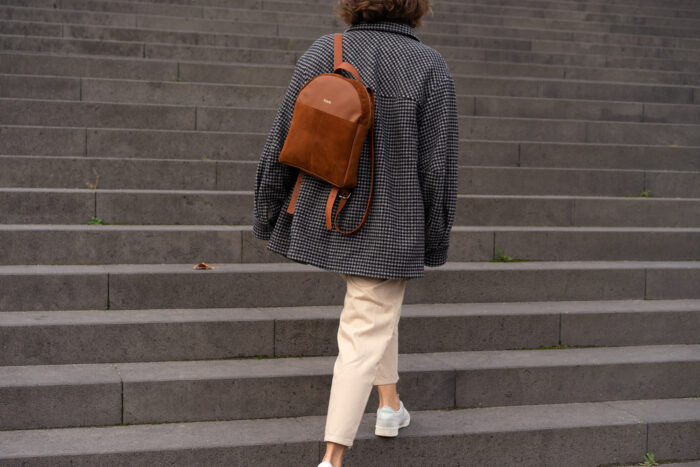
[323,434,355,448]
[373,378,400,386]
[323,272,407,450]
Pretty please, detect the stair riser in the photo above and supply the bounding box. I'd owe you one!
[0,100,275,132]
[461,117,700,146]
[42,22,700,64]
[0,126,267,159]
[3,127,699,172]
[1,227,699,265]
[3,156,699,197]
[4,54,699,102]
[3,191,700,227]
[2,309,698,365]
[0,6,137,29]
[0,402,697,467]
[4,115,700,148]
[514,141,700,171]
[1,357,697,429]
[456,76,697,105]
[7,86,700,126]
[125,363,700,425]
[1,265,698,311]
[4,32,700,74]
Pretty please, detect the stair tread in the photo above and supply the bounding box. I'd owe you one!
[1,224,699,232]
[1,260,699,275]
[1,298,698,325]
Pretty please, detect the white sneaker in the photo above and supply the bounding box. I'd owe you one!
[317,462,333,467]
[375,400,410,437]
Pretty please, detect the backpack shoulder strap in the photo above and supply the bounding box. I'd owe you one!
[334,33,363,82]
[334,33,343,70]
[326,89,376,235]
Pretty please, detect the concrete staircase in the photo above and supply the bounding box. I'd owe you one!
[1,0,699,464]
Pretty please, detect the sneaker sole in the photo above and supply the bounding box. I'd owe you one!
[374,417,410,437]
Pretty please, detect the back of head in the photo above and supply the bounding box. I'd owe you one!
[333,0,433,29]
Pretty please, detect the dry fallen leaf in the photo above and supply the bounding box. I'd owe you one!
[193,262,215,270]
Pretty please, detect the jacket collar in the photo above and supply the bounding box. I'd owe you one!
[344,20,421,43]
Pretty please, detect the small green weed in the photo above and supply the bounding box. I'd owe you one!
[202,155,211,161]
[491,246,514,262]
[89,216,110,225]
[490,246,528,262]
[172,75,184,82]
[639,189,653,197]
[639,452,659,466]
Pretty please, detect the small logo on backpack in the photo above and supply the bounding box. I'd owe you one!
[323,98,332,104]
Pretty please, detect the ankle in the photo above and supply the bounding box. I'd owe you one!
[379,394,401,411]
[322,442,345,466]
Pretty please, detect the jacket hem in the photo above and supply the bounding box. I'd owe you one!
[266,242,425,280]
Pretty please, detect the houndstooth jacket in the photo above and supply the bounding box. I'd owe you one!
[253,20,459,279]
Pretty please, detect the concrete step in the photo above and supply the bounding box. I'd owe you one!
[2,188,699,227]
[5,71,697,111]
[264,0,700,21]
[8,1,700,55]
[0,397,697,466]
[3,27,700,75]
[11,0,700,35]
[0,34,301,65]
[5,55,700,96]
[4,51,700,99]
[5,0,700,46]
[48,0,700,25]
[3,115,700,147]
[2,123,698,170]
[3,4,700,71]
[459,116,700,145]
[1,299,698,364]
[470,95,700,125]
[1,224,699,265]
[0,261,698,311]
[6,100,700,144]
[0,124,268,159]
[6,82,700,125]
[7,16,700,64]
[2,155,699,197]
[0,345,698,430]
[492,141,700,171]
[7,11,700,54]
[295,0,700,21]
[0,98,273,132]
[130,5,700,40]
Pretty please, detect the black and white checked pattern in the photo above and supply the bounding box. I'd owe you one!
[253,20,459,279]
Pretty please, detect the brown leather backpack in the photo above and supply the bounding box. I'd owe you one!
[278,33,375,235]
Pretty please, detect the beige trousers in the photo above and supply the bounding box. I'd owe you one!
[323,272,408,448]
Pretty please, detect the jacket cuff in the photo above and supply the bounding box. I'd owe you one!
[425,248,448,267]
[253,219,273,241]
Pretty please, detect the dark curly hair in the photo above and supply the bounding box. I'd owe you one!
[334,0,433,28]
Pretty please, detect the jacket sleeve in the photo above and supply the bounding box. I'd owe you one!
[253,58,310,240]
[416,75,459,267]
